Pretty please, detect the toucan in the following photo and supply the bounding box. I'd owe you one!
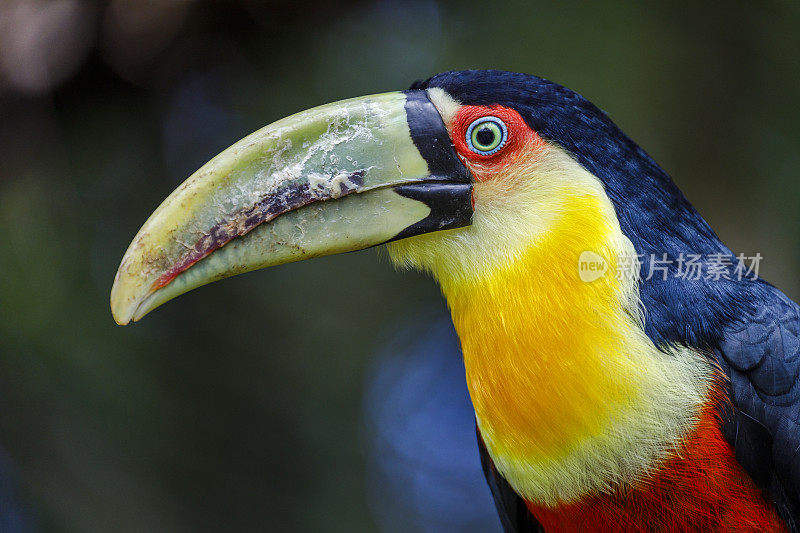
[111,70,800,532]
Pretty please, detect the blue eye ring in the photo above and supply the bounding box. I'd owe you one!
[465,116,508,155]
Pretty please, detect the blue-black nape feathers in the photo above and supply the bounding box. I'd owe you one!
[416,70,721,256]
[415,69,759,349]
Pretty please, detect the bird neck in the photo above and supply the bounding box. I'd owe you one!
[438,193,713,505]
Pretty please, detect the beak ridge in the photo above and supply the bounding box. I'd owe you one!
[111,90,471,324]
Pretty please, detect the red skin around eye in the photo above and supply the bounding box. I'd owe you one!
[451,105,546,182]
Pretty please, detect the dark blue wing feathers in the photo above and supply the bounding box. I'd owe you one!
[714,284,800,529]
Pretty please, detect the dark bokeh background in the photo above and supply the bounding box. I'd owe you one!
[1,1,799,531]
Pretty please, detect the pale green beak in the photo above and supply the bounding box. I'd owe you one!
[110,90,472,325]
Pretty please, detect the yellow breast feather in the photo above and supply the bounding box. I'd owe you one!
[387,142,712,505]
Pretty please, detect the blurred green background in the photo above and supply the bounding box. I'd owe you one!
[1,1,799,531]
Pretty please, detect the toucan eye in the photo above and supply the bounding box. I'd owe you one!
[465,116,507,155]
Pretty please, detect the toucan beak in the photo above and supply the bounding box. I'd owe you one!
[110,90,472,325]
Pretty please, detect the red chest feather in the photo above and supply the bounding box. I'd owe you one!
[525,396,786,532]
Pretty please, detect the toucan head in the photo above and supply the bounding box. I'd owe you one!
[111,70,699,324]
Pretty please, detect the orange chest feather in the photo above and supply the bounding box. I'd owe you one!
[525,395,786,532]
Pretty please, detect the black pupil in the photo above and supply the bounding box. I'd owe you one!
[476,126,496,147]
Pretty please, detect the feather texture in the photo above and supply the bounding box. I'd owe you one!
[393,70,800,530]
